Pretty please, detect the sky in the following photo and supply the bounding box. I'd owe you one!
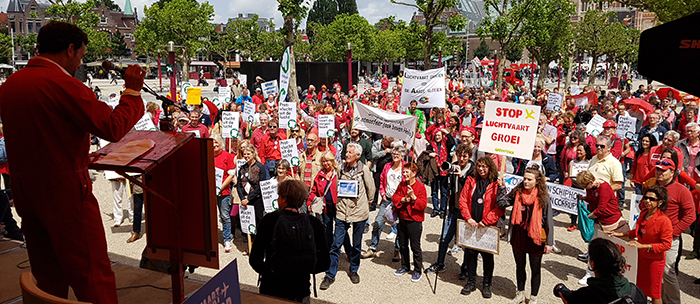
[1,0,418,29]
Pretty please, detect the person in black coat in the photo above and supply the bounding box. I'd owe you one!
[512,137,558,182]
[237,145,270,232]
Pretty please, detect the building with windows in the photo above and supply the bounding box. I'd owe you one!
[91,0,139,59]
[6,0,49,36]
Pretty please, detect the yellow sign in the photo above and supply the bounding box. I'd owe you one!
[186,87,202,105]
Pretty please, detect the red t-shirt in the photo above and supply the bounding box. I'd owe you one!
[182,123,209,138]
[214,150,235,196]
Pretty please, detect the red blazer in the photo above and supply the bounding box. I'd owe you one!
[392,180,428,222]
[459,177,505,226]
[307,170,337,213]
[628,210,673,260]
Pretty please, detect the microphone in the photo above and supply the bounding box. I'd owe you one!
[101,61,125,74]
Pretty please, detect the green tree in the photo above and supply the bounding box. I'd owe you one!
[310,14,375,62]
[473,40,492,59]
[371,27,406,64]
[506,44,523,62]
[0,32,12,63]
[17,33,38,58]
[603,23,640,84]
[134,0,214,82]
[575,10,617,87]
[108,31,129,57]
[278,0,308,102]
[391,0,465,70]
[307,0,338,38]
[397,20,424,63]
[337,0,358,15]
[45,0,112,59]
[226,15,274,61]
[600,0,700,23]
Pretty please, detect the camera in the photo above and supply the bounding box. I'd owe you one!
[553,283,573,300]
[441,161,457,172]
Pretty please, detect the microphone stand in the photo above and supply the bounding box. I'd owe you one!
[141,83,189,132]
[433,170,457,294]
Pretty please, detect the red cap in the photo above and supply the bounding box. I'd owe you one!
[603,120,617,128]
[463,126,477,136]
[655,158,675,171]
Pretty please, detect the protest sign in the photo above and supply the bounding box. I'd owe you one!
[134,113,158,131]
[593,233,638,284]
[629,194,643,230]
[240,206,257,234]
[318,115,335,138]
[242,100,256,122]
[280,139,300,167]
[221,111,241,139]
[181,82,192,102]
[400,67,446,108]
[215,167,224,194]
[571,91,598,107]
[236,159,246,178]
[586,114,606,137]
[262,80,278,97]
[547,183,584,215]
[503,173,583,214]
[617,115,637,140]
[570,162,590,178]
[278,101,297,129]
[218,86,232,105]
[182,259,242,304]
[278,47,291,104]
[185,130,201,138]
[457,220,500,255]
[186,87,201,105]
[260,179,279,213]
[570,85,581,96]
[353,102,417,147]
[480,101,540,160]
[546,93,563,111]
[238,74,247,86]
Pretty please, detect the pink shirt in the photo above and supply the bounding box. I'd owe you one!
[688,142,700,182]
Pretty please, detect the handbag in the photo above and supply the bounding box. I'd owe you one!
[578,199,595,243]
[383,203,399,226]
[311,177,332,219]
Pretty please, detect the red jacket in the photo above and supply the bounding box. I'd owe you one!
[214,150,235,196]
[665,181,696,237]
[628,209,673,260]
[307,170,337,212]
[259,132,288,164]
[585,181,621,225]
[392,180,428,222]
[459,177,505,226]
[379,161,406,199]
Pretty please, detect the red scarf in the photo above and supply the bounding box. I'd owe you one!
[511,188,544,245]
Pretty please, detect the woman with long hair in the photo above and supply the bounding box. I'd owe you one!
[507,168,554,304]
[307,151,340,250]
[458,156,506,298]
[392,163,428,283]
[631,134,658,194]
[560,130,584,177]
[236,144,270,250]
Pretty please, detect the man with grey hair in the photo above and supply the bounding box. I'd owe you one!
[677,122,700,261]
[639,112,668,143]
[235,88,252,105]
[251,113,270,150]
[650,130,683,170]
[320,142,375,290]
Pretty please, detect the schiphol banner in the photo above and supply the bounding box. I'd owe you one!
[400,67,446,108]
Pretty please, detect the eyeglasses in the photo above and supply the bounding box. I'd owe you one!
[595,144,607,149]
[642,196,658,201]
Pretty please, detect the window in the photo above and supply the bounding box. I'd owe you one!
[19,21,23,33]
[35,23,41,32]
[100,16,107,24]
[28,22,33,33]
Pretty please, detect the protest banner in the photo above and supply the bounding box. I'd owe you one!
[353,102,418,147]
[400,67,446,108]
[240,206,257,234]
[218,86,232,106]
[593,233,638,284]
[629,194,643,230]
[586,114,606,137]
[186,87,201,105]
[547,182,584,215]
[571,91,598,107]
[278,47,291,103]
[280,139,300,167]
[480,101,540,160]
[221,111,241,139]
[617,115,637,140]
[134,113,158,131]
[260,179,279,213]
[182,259,242,304]
[242,100,256,122]
[215,167,224,194]
[570,85,581,96]
[318,115,335,138]
[547,93,563,111]
[570,162,590,178]
[278,101,297,129]
[503,173,583,214]
[262,80,278,97]
[457,220,500,254]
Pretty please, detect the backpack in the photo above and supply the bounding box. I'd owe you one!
[0,137,7,164]
[269,211,318,276]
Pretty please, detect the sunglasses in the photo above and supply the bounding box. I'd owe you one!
[595,144,606,149]
[269,125,278,129]
[656,161,673,167]
[642,196,658,201]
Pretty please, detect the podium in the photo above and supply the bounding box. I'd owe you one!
[89,130,219,304]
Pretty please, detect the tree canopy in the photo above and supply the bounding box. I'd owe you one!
[45,0,112,60]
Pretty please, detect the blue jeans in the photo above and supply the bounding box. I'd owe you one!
[326,218,366,279]
[634,182,643,195]
[217,195,232,242]
[435,210,463,267]
[264,159,278,177]
[369,200,399,251]
[619,159,630,207]
[431,176,448,213]
[322,214,351,252]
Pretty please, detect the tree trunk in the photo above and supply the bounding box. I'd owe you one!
[587,53,597,88]
[423,24,433,71]
[565,54,573,89]
[283,15,300,104]
[536,58,547,89]
[182,57,190,83]
[496,49,505,91]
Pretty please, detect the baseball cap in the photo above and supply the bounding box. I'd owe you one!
[178,115,189,121]
[256,88,262,91]
[655,158,675,171]
[603,120,617,128]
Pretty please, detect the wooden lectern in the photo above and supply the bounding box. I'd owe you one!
[89,130,219,304]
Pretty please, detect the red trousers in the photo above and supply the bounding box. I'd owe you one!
[14,171,117,304]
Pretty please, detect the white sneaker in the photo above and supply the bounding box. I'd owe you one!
[552,245,562,254]
[386,232,397,240]
[512,290,526,304]
[224,241,232,253]
[529,295,538,304]
[448,244,463,255]
[578,269,594,286]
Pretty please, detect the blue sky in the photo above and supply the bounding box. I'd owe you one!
[1,0,417,29]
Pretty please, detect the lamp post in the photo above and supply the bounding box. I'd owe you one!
[158,53,162,92]
[438,46,442,68]
[347,43,352,94]
[578,53,582,86]
[169,41,176,103]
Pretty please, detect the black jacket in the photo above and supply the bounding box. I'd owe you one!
[566,276,646,304]
[512,151,558,182]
